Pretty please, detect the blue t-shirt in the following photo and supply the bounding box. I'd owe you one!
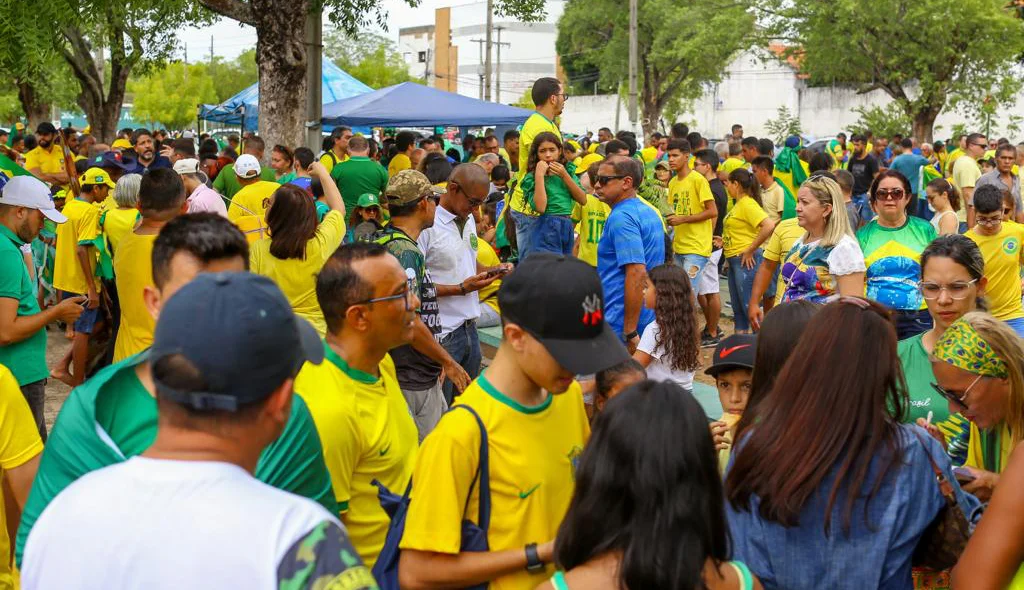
[288,176,313,194]
[889,154,930,197]
[597,197,665,337]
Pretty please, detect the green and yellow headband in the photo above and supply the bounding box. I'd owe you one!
[933,317,1008,378]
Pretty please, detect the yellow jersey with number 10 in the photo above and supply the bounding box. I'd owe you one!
[572,195,611,267]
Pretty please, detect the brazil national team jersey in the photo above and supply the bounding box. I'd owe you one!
[966,223,1024,321]
[400,374,590,590]
[294,347,418,568]
[857,217,936,311]
[571,195,610,266]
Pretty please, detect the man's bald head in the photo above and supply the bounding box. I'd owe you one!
[443,163,490,219]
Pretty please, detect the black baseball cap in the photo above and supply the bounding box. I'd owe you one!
[150,272,324,412]
[93,150,137,171]
[705,334,757,377]
[35,122,57,135]
[498,253,629,375]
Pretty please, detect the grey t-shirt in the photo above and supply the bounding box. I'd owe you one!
[975,170,1022,211]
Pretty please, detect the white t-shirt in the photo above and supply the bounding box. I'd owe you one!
[418,204,481,336]
[23,457,376,590]
[637,321,695,390]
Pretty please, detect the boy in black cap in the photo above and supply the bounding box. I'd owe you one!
[400,253,630,589]
[706,333,757,473]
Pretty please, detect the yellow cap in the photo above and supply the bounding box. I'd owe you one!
[83,125,91,135]
[79,167,116,188]
[579,152,605,172]
[111,138,133,150]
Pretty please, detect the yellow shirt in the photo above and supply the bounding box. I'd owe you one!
[723,195,769,258]
[250,210,346,336]
[228,180,279,243]
[99,195,117,213]
[510,113,560,216]
[953,156,982,223]
[400,374,590,590]
[23,145,65,185]
[571,195,610,266]
[101,208,140,254]
[668,171,715,257]
[53,198,100,295]
[966,223,1024,320]
[762,218,805,302]
[295,350,417,568]
[760,182,786,222]
[720,156,746,176]
[476,241,502,315]
[112,232,157,362]
[0,364,44,590]
[387,153,412,178]
[965,422,1012,473]
[640,146,658,164]
[318,151,350,174]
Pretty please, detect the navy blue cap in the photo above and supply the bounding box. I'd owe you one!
[150,272,324,412]
[93,150,137,171]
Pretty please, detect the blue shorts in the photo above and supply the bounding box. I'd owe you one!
[59,290,100,335]
[675,253,709,296]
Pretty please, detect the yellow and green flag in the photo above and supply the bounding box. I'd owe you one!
[0,153,32,179]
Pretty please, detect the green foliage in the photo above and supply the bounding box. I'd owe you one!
[324,30,417,89]
[757,0,1024,140]
[511,88,533,109]
[207,49,258,103]
[557,0,754,132]
[849,104,911,139]
[323,0,546,33]
[129,61,216,129]
[763,106,803,145]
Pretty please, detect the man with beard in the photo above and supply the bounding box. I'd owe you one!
[24,123,70,189]
[126,128,172,174]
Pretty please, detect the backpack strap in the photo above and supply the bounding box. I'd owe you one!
[450,405,491,532]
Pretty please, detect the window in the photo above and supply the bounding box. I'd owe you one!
[418,51,427,63]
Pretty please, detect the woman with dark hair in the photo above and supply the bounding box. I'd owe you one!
[726,298,979,588]
[724,168,774,334]
[249,161,344,336]
[270,144,295,183]
[898,235,985,466]
[419,151,453,188]
[925,178,960,236]
[857,169,937,340]
[542,380,760,590]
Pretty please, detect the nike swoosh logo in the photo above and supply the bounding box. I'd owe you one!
[379,444,391,456]
[518,484,540,499]
[720,344,752,358]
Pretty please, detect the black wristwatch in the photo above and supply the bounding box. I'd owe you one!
[525,543,544,573]
[623,330,639,341]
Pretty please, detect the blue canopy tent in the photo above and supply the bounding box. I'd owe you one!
[198,59,373,132]
[321,82,534,127]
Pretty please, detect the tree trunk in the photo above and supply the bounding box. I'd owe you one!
[16,80,51,130]
[61,26,132,144]
[251,0,309,152]
[911,106,940,145]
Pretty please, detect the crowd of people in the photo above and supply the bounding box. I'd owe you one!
[0,73,1023,589]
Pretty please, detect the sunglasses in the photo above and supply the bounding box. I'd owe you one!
[874,187,906,201]
[972,142,988,149]
[595,174,626,186]
[930,374,985,409]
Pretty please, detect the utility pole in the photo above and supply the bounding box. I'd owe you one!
[628,0,638,133]
[304,9,323,151]
[471,39,486,99]
[484,0,493,101]
[184,44,188,85]
[210,35,214,64]
[495,27,510,103]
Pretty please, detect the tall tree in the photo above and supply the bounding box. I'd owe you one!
[557,0,754,137]
[197,0,546,149]
[207,49,259,102]
[758,0,1024,142]
[130,61,217,129]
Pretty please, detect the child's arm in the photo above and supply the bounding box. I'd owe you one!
[531,164,548,214]
[76,244,98,308]
[551,162,588,206]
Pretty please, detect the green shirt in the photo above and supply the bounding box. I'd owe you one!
[277,171,297,184]
[212,164,278,200]
[15,353,338,565]
[522,164,583,217]
[330,156,389,213]
[0,225,47,385]
[897,332,970,464]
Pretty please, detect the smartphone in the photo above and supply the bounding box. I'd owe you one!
[953,466,976,483]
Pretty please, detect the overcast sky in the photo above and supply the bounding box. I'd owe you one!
[178,0,464,61]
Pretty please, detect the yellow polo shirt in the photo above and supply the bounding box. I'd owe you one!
[24,145,65,185]
[668,171,715,257]
[112,232,157,361]
[318,151,350,174]
[53,198,100,295]
[388,153,412,178]
[400,374,589,590]
[295,349,418,568]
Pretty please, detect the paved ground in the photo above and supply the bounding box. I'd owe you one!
[42,328,73,431]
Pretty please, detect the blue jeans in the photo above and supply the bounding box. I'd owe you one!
[1005,317,1024,338]
[853,193,875,224]
[726,250,762,332]
[530,215,574,256]
[440,320,481,405]
[59,290,100,334]
[674,253,709,296]
[893,308,933,340]
[511,210,539,261]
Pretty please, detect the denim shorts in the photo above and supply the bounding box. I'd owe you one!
[59,290,100,335]
[675,253,709,296]
[529,215,574,257]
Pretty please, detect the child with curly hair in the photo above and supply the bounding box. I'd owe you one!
[632,264,702,393]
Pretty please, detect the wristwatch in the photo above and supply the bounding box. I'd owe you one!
[525,543,545,573]
[624,330,639,341]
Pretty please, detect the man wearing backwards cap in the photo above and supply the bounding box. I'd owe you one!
[0,176,84,439]
[22,271,377,589]
[400,253,630,590]
[227,153,279,225]
[174,157,227,217]
[16,214,338,567]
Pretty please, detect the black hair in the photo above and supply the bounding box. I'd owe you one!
[22,135,36,151]
[310,176,325,199]
[757,138,774,156]
[294,147,315,169]
[731,124,743,132]
[974,184,1004,215]
[600,156,643,187]
[618,135,638,157]
[151,213,249,289]
[172,138,196,158]
[139,168,186,218]
[741,136,758,148]
[503,129,520,143]
[330,126,352,139]
[900,138,913,149]
[531,77,562,107]
[199,139,219,160]
[491,164,511,183]
[808,152,833,173]
[667,138,692,154]
[322,136,334,153]
[604,139,630,156]
[555,380,731,589]
[670,122,689,139]
[750,155,774,176]
[686,132,703,150]
[267,185,316,260]
[421,152,454,185]
[869,169,914,213]
[728,168,762,206]
[920,234,985,284]
[396,131,417,152]
[131,128,152,144]
[694,148,719,171]
[926,177,960,211]
[445,148,461,162]
[594,359,646,399]
[850,133,867,143]
[966,132,986,148]
[527,132,565,174]
[317,242,390,334]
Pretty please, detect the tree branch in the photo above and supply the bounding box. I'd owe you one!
[59,27,103,103]
[198,0,255,26]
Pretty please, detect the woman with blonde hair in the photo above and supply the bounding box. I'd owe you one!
[748,174,865,328]
[100,174,142,255]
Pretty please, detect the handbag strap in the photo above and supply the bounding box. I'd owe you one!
[451,404,491,532]
[912,430,953,497]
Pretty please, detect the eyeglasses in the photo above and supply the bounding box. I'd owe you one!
[874,187,906,201]
[918,279,978,300]
[976,215,1002,227]
[595,174,626,186]
[353,279,415,312]
[931,374,985,408]
[557,93,571,101]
